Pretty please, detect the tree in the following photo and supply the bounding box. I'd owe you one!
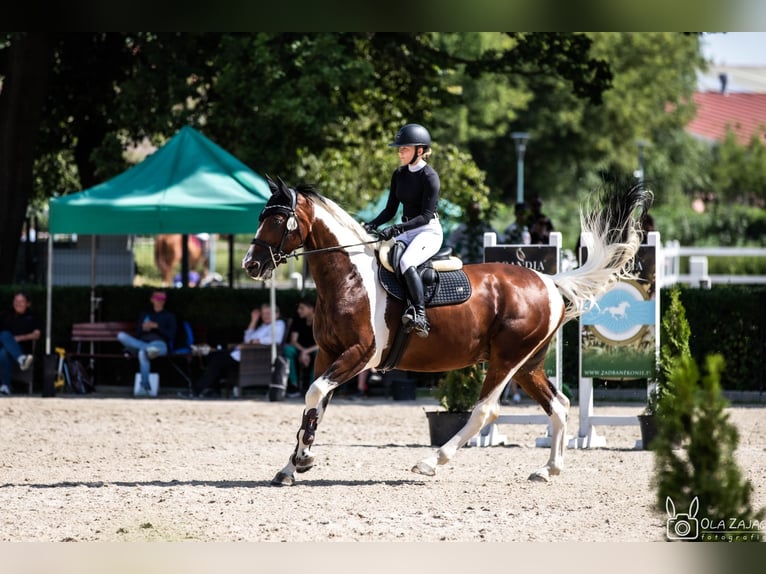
[0,33,55,285]
[653,353,764,541]
[0,32,622,283]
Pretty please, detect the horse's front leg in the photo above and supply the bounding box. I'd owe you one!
[271,347,373,486]
[271,375,336,486]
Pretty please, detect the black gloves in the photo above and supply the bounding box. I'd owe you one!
[362,222,377,234]
[377,225,402,241]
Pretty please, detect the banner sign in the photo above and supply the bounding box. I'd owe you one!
[484,244,559,377]
[580,243,658,379]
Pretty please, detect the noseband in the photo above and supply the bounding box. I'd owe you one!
[251,201,305,269]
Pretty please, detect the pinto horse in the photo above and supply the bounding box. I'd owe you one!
[243,177,652,486]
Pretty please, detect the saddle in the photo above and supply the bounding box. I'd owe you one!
[377,240,472,307]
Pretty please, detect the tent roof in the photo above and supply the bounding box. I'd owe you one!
[49,126,270,234]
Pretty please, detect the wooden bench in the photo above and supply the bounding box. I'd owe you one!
[69,321,205,388]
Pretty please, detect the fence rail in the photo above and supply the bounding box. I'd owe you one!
[661,240,766,288]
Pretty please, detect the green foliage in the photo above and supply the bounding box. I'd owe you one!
[436,364,483,413]
[672,286,766,391]
[646,286,691,415]
[653,353,765,539]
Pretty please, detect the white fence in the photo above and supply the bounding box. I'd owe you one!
[661,241,766,288]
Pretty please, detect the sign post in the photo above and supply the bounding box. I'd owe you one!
[574,231,660,448]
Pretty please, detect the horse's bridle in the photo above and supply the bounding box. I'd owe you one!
[251,190,305,269]
[251,187,380,268]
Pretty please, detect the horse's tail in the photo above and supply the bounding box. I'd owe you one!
[552,182,653,323]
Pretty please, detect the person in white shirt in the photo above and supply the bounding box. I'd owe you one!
[180,303,285,398]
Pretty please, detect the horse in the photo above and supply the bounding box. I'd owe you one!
[154,234,207,286]
[242,177,652,486]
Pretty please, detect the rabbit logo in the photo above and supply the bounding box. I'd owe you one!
[666,496,699,540]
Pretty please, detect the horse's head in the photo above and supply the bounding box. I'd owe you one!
[242,176,307,280]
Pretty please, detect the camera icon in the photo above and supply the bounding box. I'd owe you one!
[666,496,700,541]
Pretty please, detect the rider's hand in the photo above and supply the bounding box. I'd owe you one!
[377,225,401,241]
[362,222,376,234]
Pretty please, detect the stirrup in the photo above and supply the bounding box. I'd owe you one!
[402,309,429,337]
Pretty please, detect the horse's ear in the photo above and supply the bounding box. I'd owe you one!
[276,176,290,193]
[265,174,279,195]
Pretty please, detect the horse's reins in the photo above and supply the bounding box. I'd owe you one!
[252,201,381,267]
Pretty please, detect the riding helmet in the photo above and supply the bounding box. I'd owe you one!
[389,123,431,147]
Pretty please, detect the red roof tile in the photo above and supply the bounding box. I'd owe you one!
[687,91,766,145]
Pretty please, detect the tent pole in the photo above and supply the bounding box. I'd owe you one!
[90,235,97,322]
[270,278,277,363]
[181,233,189,287]
[45,233,53,355]
[228,234,234,287]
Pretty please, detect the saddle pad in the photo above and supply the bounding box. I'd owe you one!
[378,267,472,307]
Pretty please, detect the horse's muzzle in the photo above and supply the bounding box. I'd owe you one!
[242,255,273,280]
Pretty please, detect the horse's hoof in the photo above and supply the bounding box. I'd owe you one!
[271,472,295,486]
[294,456,315,474]
[411,461,436,476]
[527,470,551,483]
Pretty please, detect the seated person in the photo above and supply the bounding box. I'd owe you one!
[283,296,318,398]
[117,290,177,393]
[0,291,42,396]
[181,303,285,398]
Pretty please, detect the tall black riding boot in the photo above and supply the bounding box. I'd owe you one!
[402,266,430,337]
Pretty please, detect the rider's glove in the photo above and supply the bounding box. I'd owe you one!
[377,225,402,241]
[362,222,377,234]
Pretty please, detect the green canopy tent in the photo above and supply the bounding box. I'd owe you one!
[46,126,272,354]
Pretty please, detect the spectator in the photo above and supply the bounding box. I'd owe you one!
[117,290,177,393]
[284,297,318,398]
[503,202,531,245]
[180,303,285,398]
[0,291,41,396]
[527,196,555,244]
[530,214,554,245]
[447,200,497,263]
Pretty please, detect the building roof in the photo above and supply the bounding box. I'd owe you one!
[686,91,766,146]
[688,65,766,145]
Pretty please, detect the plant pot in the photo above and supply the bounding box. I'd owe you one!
[426,411,472,447]
[638,413,658,450]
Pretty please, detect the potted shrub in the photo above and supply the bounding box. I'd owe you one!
[639,286,691,449]
[426,364,483,446]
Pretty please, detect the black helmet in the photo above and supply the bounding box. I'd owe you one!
[389,123,431,147]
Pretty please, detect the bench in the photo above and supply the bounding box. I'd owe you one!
[69,321,205,388]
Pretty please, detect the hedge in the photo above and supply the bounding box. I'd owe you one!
[3,284,764,392]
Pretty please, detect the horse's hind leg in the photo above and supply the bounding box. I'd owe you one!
[514,368,570,482]
[412,366,507,476]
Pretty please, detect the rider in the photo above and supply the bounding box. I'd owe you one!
[364,123,443,338]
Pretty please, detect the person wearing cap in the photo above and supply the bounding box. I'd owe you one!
[117,290,177,392]
[363,123,443,338]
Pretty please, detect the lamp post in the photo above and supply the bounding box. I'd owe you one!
[511,132,530,205]
[635,140,648,188]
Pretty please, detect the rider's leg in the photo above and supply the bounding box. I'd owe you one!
[401,266,429,337]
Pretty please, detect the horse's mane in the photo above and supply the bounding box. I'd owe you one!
[294,183,370,242]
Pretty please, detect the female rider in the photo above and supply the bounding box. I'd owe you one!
[364,123,443,338]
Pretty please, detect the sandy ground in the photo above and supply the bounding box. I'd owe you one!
[1,394,764,543]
